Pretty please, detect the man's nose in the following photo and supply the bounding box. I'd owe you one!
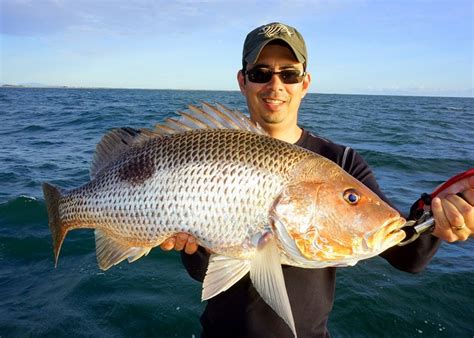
[265,73,285,90]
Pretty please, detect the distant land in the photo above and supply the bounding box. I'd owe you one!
[2,83,69,88]
[0,83,228,91]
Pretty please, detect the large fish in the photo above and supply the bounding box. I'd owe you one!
[43,102,406,337]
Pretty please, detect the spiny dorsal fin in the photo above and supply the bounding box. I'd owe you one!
[153,102,267,135]
[90,127,160,179]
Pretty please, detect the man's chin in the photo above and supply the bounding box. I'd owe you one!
[261,111,287,124]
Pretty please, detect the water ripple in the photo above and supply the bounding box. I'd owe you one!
[1,88,472,337]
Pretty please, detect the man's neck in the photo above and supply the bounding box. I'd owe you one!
[264,125,303,144]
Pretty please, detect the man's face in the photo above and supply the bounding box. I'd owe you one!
[238,44,311,129]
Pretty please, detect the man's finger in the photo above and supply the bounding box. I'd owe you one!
[435,176,474,197]
[458,188,474,205]
[174,233,189,251]
[160,237,176,251]
[184,236,198,254]
[440,196,465,229]
[448,191,474,240]
[431,197,458,242]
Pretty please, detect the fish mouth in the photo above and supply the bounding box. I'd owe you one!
[364,217,407,251]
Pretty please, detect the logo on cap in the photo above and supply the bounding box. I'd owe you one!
[259,23,293,38]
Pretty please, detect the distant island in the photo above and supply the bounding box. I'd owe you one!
[2,83,69,88]
[2,84,26,87]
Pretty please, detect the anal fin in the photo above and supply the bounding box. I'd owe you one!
[95,230,151,270]
[202,254,251,300]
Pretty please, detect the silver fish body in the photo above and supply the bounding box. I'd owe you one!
[57,128,312,262]
[43,103,406,337]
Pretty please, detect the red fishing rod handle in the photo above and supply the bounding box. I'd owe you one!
[431,168,474,198]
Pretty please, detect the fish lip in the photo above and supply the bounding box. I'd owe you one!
[364,216,407,250]
[385,217,407,234]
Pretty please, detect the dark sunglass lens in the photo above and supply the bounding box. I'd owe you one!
[247,69,303,84]
[280,70,303,84]
[249,69,272,83]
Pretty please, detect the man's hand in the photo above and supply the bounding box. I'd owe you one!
[431,176,474,242]
[160,233,199,254]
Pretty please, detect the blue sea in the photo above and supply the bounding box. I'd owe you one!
[0,88,473,337]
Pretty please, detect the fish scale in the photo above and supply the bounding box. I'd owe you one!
[57,128,311,252]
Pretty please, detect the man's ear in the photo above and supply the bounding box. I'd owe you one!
[301,72,311,98]
[237,70,246,94]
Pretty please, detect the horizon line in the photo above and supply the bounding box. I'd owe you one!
[1,84,472,99]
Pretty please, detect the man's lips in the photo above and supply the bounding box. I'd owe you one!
[262,98,286,104]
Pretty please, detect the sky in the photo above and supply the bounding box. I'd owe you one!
[1,0,473,97]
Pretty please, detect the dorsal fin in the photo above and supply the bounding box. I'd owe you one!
[154,102,267,135]
[91,102,266,179]
[90,127,159,179]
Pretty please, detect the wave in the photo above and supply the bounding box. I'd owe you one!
[0,195,45,224]
[20,125,49,132]
[360,149,472,174]
[446,106,468,112]
[0,172,21,183]
[0,195,97,269]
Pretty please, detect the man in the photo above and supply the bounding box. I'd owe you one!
[161,22,474,337]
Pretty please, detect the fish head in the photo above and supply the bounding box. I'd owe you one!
[270,164,406,267]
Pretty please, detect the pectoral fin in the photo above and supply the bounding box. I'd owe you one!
[250,232,296,337]
[202,254,251,300]
[201,233,296,337]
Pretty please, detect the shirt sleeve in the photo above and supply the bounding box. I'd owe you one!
[181,245,210,282]
[342,148,441,273]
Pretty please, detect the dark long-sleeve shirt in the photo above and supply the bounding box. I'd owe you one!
[181,129,441,338]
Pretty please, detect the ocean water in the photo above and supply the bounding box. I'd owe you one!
[0,87,473,337]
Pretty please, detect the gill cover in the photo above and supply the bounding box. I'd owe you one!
[270,181,340,268]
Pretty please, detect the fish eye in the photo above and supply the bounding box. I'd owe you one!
[343,189,360,205]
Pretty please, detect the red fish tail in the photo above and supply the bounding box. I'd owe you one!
[42,182,68,267]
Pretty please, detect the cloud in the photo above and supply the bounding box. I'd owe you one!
[1,0,202,36]
[1,0,343,37]
[0,0,242,37]
[1,0,76,35]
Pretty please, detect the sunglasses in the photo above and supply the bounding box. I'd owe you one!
[245,68,306,84]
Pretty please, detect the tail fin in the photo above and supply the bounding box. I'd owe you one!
[42,182,67,267]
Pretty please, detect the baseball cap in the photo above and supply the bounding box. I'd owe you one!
[242,22,308,68]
